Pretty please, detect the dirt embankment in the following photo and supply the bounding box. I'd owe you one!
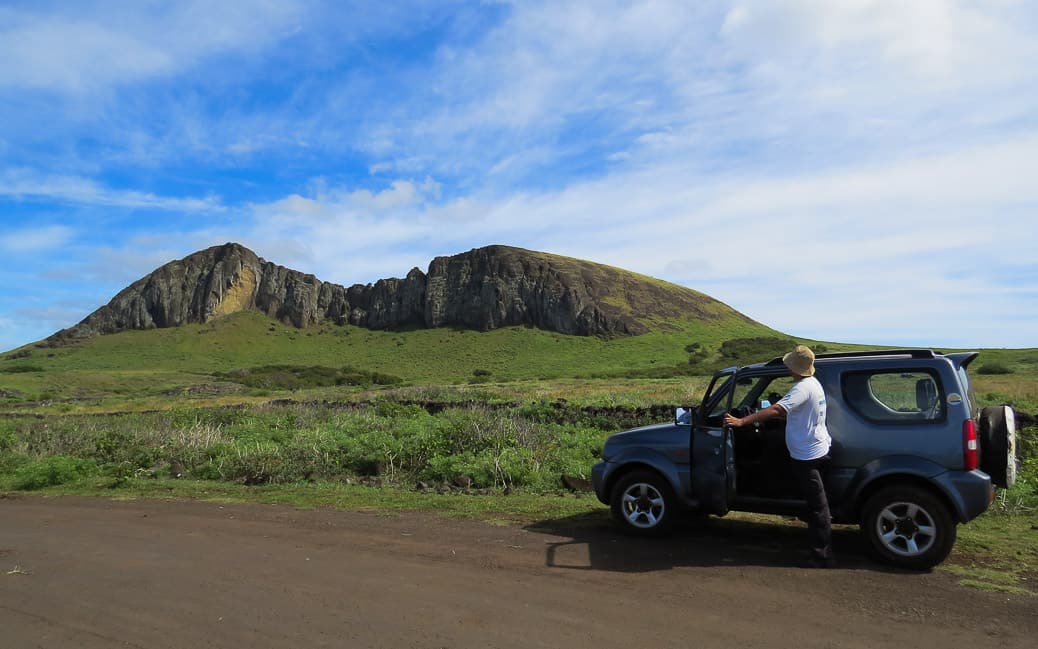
[1,496,1034,649]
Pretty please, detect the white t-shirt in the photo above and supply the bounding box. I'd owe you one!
[777,376,831,461]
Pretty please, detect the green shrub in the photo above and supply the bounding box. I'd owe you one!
[105,461,138,487]
[424,451,491,486]
[422,447,536,488]
[515,400,554,423]
[718,337,796,361]
[220,443,294,485]
[0,453,31,476]
[371,400,426,419]
[1015,424,1036,472]
[192,459,226,481]
[22,419,94,457]
[217,365,401,390]
[216,429,348,485]
[0,428,15,453]
[13,456,98,490]
[0,364,44,373]
[337,427,403,477]
[977,363,1014,375]
[280,435,341,481]
[93,429,135,463]
[687,350,708,365]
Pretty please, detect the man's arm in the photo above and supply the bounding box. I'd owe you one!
[724,403,786,428]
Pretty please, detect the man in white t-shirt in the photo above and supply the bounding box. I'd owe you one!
[724,345,835,568]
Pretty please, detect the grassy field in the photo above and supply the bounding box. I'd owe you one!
[0,310,831,406]
[8,309,1035,412]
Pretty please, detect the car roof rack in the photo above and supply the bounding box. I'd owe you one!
[763,349,937,367]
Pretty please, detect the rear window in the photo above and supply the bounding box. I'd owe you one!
[957,366,975,416]
[842,370,945,424]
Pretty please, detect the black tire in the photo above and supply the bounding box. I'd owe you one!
[860,485,956,570]
[979,406,1017,488]
[609,470,677,537]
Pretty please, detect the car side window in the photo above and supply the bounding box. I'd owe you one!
[842,370,944,423]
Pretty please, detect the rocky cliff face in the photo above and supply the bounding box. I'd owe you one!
[49,242,751,343]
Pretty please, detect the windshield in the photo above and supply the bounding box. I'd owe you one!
[702,372,735,423]
[701,371,795,427]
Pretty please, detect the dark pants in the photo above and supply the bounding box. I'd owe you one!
[791,456,833,560]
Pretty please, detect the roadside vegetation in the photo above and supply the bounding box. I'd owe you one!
[0,400,682,492]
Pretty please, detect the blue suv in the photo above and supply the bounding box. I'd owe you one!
[592,350,1016,569]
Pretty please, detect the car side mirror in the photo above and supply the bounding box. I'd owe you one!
[675,407,694,425]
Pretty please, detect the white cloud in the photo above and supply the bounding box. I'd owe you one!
[0,225,75,253]
[688,133,1038,232]
[0,16,173,91]
[353,0,1038,188]
[719,0,1035,89]
[252,177,441,230]
[347,179,441,211]
[0,169,222,211]
[0,2,304,92]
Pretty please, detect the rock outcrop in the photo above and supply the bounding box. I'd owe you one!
[48,242,755,343]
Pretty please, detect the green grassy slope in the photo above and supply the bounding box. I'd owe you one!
[0,310,785,401]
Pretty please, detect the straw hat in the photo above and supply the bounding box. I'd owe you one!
[783,345,816,377]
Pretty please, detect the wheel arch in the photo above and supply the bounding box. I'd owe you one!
[849,471,959,525]
[602,454,684,507]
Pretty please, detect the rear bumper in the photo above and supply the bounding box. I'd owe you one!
[935,470,995,522]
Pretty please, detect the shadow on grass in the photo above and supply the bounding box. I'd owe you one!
[524,511,905,574]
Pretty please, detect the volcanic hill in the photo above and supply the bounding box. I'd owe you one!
[49,243,760,343]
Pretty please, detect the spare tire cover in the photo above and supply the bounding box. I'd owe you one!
[979,405,1017,489]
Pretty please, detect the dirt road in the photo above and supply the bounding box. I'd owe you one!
[0,495,1033,648]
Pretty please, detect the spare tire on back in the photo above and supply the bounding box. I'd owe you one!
[978,406,1017,488]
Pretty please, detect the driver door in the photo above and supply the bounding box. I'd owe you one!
[692,369,737,515]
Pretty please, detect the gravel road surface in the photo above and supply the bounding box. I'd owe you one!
[1,496,1033,648]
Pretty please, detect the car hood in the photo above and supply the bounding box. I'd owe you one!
[602,422,687,460]
[611,422,682,439]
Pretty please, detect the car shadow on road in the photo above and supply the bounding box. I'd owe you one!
[525,511,904,574]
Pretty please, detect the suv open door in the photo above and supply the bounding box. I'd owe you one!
[692,368,737,515]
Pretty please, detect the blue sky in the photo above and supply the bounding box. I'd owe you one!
[2,0,1037,351]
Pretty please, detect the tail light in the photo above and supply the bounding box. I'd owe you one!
[963,419,978,471]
